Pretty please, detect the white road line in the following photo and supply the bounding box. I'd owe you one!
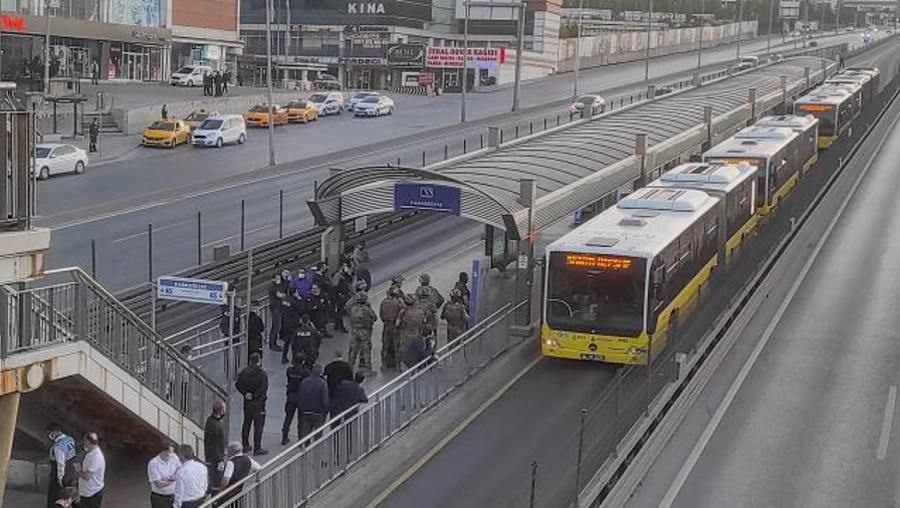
[109,219,192,244]
[659,102,900,508]
[877,386,897,460]
[201,224,274,248]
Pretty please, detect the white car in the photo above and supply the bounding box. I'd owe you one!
[34,143,88,179]
[354,96,394,117]
[192,114,247,148]
[348,91,380,112]
[569,95,606,115]
[170,65,212,87]
[308,92,345,116]
[737,56,759,70]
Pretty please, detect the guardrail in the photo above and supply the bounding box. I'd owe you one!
[201,299,529,507]
[0,267,227,428]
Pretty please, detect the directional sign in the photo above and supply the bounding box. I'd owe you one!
[157,276,228,305]
[394,183,461,215]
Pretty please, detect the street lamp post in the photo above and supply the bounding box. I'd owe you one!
[265,0,276,167]
[644,0,653,83]
[512,2,525,111]
[461,0,469,123]
[767,0,776,57]
[44,0,52,94]
[574,0,584,98]
[736,0,744,58]
[697,0,705,74]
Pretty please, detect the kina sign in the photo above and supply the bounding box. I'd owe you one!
[426,46,506,69]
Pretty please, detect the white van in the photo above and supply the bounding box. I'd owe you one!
[192,115,246,148]
[170,65,213,87]
[737,56,759,70]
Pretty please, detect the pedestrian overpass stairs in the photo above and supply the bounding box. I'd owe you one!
[1,268,227,456]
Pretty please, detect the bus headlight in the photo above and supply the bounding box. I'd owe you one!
[544,338,561,348]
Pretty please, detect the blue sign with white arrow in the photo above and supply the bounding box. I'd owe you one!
[157,276,228,305]
[394,183,461,215]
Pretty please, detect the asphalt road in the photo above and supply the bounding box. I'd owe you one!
[368,39,900,508]
[40,33,880,294]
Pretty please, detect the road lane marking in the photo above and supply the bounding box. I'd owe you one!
[200,224,274,248]
[109,219,192,244]
[366,354,543,508]
[659,98,900,508]
[877,386,897,460]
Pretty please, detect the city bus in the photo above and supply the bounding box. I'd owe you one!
[542,187,720,365]
[702,125,809,214]
[793,87,855,148]
[754,114,819,174]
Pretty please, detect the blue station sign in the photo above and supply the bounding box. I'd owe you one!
[157,276,228,305]
[394,183,461,215]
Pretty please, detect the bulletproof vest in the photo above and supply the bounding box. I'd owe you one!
[400,305,426,333]
[229,455,253,490]
[445,303,467,326]
[380,297,402,322]
[350,303,375,329]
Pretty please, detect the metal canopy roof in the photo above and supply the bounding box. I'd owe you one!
[310,56,831,238]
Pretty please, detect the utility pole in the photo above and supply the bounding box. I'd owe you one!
[461,0,469,123]
[697,0,705,74]
[43,0,51,94]
[767,0,776,57]
[736,0,744,58]
[265,0,276,167]
[644,0,653,83]
[512,2,525,111]
[284,0,291,58]
[574,0,584,98]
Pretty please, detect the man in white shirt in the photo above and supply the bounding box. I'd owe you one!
[77,433,105,508]
[173,444,207,508]
[147,443,181,508]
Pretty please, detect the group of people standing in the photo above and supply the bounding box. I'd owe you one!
[203,71,231,97]
[46,425,105,508]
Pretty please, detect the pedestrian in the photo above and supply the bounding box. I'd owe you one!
[148,443,180,508]
[77,432,105,508]
[205,72,213,96]
[324,350,353,396]
[404,328,436,370]
[247,302,265,362]
[415,273,445,310]
[222,70,230,94]
[46,423,77,508]
[346,289,377,375]
[281,353,310,445]
[330,371,368,419]
[173,444,207,508]
[305,284,331,337]
[235,353,269,456]
[290,267,314,299]
[441,289,470,343]
[219,304,240,340]
[330,263,354,333]
[203,400,227,492]
[395,294,426,371]
[267,271,290,351]
[352,242,372,290]
[89,118,99,153]
[214,71,222,97]
[454,272,471,309]
[91,60,99,85]
[54,487,78,507]
[298,364,329,439]
[216,442,261,502]
[280,293,303,356]
[379,286,404,370]
[161,104,168,120]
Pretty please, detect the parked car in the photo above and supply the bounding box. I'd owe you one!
[141,119,191,148]
[354,95,395,117]
[244,104,289,127]
[169,65,212,87]
[348,91,380,112]
[309,92,345,116]
[33,143,87,179]
[184,108,218,132]
[314,74,341,90]
[285,100,318,123]
[568,95,606,116]
[192,114,246,148]
[737,55,759,70]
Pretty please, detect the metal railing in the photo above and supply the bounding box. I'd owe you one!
[202,299,529,507]
[0,267,227,428]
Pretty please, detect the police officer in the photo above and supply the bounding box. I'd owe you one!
[379,286,405,369]
[46,423,76,508]
[330,263,354,333]
[281,354,310,445]
[304,284,330,338]
[395,294,427,371]
[346,286,377,374]
[235,353,268,456]
[441,289,470,343]
[293,314,322,368]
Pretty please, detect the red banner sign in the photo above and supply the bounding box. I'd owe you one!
[426,46,506,69]
[1,14,26,32]
[418,72,435,86]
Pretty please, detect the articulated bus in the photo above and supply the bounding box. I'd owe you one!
[703,125,812,214]
[793,88,855,149]
[754,114,820,173]
[542,187,720,365]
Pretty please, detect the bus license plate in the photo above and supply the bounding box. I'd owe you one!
[580,353,604,362]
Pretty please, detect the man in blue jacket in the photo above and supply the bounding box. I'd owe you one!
[298,364,329,439]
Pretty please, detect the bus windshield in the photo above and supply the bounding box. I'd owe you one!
[796,104,836,135]
[546,252,646,336]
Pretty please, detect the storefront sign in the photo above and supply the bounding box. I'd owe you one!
[418,71,435,86]
[203,45,222,60]
[0,14,26,32]
[387,44,426,67]
[247,0,431,28]
[347,32,388,49]
[340,57,387,65]
[292,56,320,63]
[426,46,506,69]
[131,29,165,42]
[394,183,461,215]
[401,72,420,86]
[347,2,385,13]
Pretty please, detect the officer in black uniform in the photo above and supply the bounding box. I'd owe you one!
[235,353,269,456]
[281,354,310,445]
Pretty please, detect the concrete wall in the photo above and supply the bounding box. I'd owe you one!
[112,91,303,134]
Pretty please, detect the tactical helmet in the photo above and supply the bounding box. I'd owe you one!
[419,273,431,285]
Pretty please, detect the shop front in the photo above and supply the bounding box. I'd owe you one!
[386,43,426,90]
[425,45,504,92]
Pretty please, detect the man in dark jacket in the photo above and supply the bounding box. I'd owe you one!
[330,263,354,333]
[88,118,99,153]
[304,284,331,337]
[330,371,368,419]
[267,271,290,351]
[324,351,353,396]
[247,303,265,363]
[281,355,310,445]
[284,314,321,365]
[235,353,268,455]
[203,400,227,491]
[379,287,404,369]
[298,364,329,439]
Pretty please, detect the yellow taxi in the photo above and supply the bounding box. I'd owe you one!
[141,119,191,148]
[244,104,289,127]
[286,100,318,124]
[184,108,219,132]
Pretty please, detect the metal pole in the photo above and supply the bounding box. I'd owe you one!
[461,0,469,123]
[512,3,525,111]
[574,0,584,98]
[697,0,705,74]
[284,0,291,58]
[150,283,157,332]
[529,461,538,508]
[574,408,587,499]
[147,223,153,283]
[43,0,51,95]
[265,0,276,167]
[644,0,653,83]
[226,290,236,385]
[90,239,96,279]
[278,189,284,238]
[736,0,743,58]
[767,0,775,58]
[197,211,202,265]
[243,248,254,371]
[240,199,246,251]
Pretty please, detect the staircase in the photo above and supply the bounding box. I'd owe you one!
[1,267,227,450]
[82,111,121,133]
